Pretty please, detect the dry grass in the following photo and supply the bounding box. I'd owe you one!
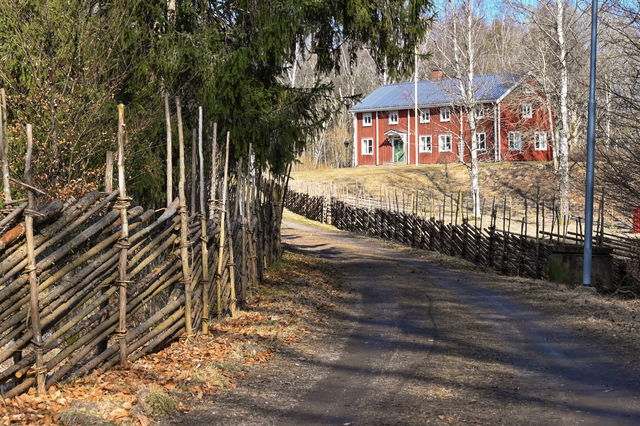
[1,250,341,425]
[291,162,586,210]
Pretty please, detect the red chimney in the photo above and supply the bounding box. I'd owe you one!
[430,69,444,80]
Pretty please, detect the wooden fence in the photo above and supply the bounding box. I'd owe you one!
[285,190,640,283]
[0,100,285,397]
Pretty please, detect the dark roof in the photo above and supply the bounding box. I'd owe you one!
[350,72,524,113]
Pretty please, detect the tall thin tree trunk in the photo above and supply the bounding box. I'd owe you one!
[556,0,571,218]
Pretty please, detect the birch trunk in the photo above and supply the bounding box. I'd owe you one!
[1,88,10,203]
[556,0,571,218]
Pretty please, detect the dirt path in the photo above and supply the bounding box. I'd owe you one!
[175,219,640,425]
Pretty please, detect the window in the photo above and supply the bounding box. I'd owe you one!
[438,134,453,152]
[419,135,432,153]
[363,113,372,127]
[522,104,533,118]
[508,131,522,150]
[419,109,431,123]
[389,111,399,125]
[534,132,548,151]
[474,106,484,119]
[361,138,374,155]
[440,107,451,122]
[475,132,487,152]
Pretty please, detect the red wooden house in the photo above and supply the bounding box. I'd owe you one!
[349,71,553,166]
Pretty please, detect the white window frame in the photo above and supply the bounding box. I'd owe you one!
[475,132,487,152]
[388,110,399,125]
[474,105,484,119]
[440,107,451,122]
[534,132,548,151]
[522,104,533,119]
[361,138,374,155]
[508,131,522,151]
[419,109,431,123]
[362,112,372,127]
[438,134,453,152]
[419,135,432,153]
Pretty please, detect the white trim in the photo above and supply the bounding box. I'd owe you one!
[459,106,464,162]
[350,99,506,114]
[353,114,358,166]
[384,129,407,136]
[534,131,548,151]
[438,134,453,152]
[375,111,380,165]
[440,107,451,122]
[508,131,522,151]
[475,132,487,152]
[363,112,373,127]
[522,103,533,119]
[493,103,499,162]
[361,138,374,155]
[419,135,433,153]
[419,109,431,123]
[389,110,399,125]
[497,102,502,161]
[407,109,411,164]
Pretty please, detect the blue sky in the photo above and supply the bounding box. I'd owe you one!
[432,0,534,21]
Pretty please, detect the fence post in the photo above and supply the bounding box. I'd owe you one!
[1,88,10,203]
[164,91,173,207]
[24,124,45,394]
[191,128,198,215]
[215,132,231,316]
[104,151,113,193]
[115,104,131,365]
[198,107,211,334]
[175,98,193,336]
[226,213,237,317]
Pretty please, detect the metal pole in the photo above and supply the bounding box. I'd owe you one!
[582,0,598,288]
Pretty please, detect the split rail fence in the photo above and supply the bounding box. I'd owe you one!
[285,190,640,283]
[0,97,285,397]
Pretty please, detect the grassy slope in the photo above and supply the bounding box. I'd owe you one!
[291,162,586,209]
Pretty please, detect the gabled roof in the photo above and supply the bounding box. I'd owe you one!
[350,72,524,113]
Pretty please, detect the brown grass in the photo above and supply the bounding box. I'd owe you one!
[291,162,584,206]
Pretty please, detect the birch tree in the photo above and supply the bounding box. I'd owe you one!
[507,0,588,218]
[433,0,486,216]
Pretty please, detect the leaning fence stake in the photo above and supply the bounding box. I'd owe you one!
[215,131,230,316]
[105,151,114,193]
[176,97,193,336]
[197,107,210,334]
[1,88,10,203]
[115,104,131,366]
[164,91,173,207]
[24,124,45,395]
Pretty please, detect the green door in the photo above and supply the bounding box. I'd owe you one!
[393,138,405,163]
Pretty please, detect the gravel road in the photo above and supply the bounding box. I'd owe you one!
[175,219,640,425]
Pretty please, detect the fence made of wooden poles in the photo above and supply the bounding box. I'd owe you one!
[104,151,114,193]
[115,105,132,366]
[215,132,231,316]
[197,107,211,334]
[208,122,218,220]
[24,124,45,394]
[175,97,193,336]
[226,212,237,317]
[164,91,173,207]
[190,128,197,215]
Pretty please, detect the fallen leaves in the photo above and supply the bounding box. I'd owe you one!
[1,251,339,425]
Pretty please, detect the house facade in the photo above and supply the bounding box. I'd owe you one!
[349,71,553,166]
